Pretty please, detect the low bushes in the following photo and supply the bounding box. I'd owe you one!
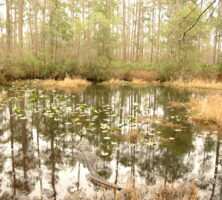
[156,60,219,82]
[0,54,220,83]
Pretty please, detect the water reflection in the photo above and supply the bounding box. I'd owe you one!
[0,85,221,199]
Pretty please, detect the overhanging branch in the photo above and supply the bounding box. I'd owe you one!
[174,0,217,40]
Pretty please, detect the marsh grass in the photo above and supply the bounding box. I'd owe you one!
[151,182,198,200]
[117,180,198,200]
[124,129,140,143]
[190,95,222,127]
[164,79,222,90]
[100,79,127,86]
[41,77,91,92]
[131,78,149,86]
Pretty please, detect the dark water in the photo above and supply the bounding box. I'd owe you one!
[0,84,221,200]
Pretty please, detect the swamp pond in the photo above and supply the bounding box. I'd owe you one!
[0,83,222,200]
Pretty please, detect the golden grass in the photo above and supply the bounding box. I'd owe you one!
[123,129,140,143]
[101,78,159,87]
[164,79,222,90]
[100,79,126,86]
[41,77,91,92]
[116,180,198,200]
[190,95,222,126]
[151,182,198,200]
[131,78,149,86]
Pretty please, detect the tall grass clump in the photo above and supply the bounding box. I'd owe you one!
[165,79,222,90]
[41,77,91,92]
[131,78,149,86]
[151,182,198,200]
[190,95,222,126]
[101,79,126,86]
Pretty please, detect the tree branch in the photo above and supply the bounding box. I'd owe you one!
[174,0,217,40]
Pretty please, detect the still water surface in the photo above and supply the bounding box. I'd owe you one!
[0,84,221,199]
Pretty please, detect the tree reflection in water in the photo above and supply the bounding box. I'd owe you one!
[0,85,221,199]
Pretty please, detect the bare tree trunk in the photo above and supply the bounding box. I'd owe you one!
[122,0,127,61]
[150,0,155,63]
[18,0,24,54]
[42,0,46,66]
[6,0,12,55]
[13,5,17,51]
[216,1,222,64]
[34,3,38,57]
[156,0,162,63]
[135,0,142,61]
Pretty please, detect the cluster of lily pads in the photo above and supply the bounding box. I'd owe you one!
[1,85,198,160]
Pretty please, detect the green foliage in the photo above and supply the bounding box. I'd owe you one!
[164,2,210,68]
[81,56,113,80]
[48,0,73,41]
[89,0,118,58]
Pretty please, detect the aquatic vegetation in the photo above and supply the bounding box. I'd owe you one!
[190,95,222,127]
[151,182,198,200]
[40,77,91,92]
[127,129,139,143]
[165,79,222,90]
[0,84,220,200]
[115,181,198,200]
[100,78,127,86]
[131,78,149,86]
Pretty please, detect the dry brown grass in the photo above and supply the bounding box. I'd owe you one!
[129,69,158,81]
[41,77,91,92]
[190,95,222,126]
[164,79,222,90]
[101,78,159,87]
[151,182,198,200]
[100,79,126,86]
[116,181,198,200]
[126,130,139,143]
[131,78,149,86]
